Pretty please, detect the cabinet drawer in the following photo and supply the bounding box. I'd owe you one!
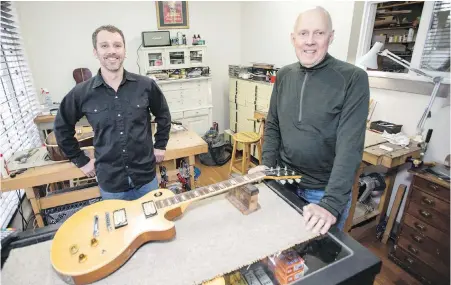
[184,108,209,118]
[403,213,449,245]
[171,111,184,120]
[160,83,183,91]
[257,84,272,102]
[392,246,449,285]
[413,176,449,202]
[399,224,449,264]
[411,188,449,216]
[398,236,449,277]
[406,201,450,233]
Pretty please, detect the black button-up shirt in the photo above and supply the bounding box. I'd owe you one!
[54,69,171,192]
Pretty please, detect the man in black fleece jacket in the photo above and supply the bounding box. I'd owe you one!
[249,6,369,234]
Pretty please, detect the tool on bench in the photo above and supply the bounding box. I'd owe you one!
[9,168,27,178]
[159,165,168,188]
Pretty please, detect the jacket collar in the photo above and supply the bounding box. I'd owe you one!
[298,53,334,72]
[92,68,137,88]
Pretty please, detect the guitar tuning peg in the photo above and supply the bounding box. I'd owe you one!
[276,165,280,171]
[295,178,301,183]
[291,170,296,175]
[270,167,274,172]
[277,171,280,176]
[288,179,294,184]
[284,166,287,171]
[279,179,286,185]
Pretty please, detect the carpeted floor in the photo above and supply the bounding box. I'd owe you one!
[2,183,319,285]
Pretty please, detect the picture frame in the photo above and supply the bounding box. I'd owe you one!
[156,1,189,29]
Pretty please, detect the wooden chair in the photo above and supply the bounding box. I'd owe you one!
[229,118,265,175]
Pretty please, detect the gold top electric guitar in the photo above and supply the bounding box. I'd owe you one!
[50,167,302,285]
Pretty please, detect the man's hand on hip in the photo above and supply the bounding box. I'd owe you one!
[154,149,165,163]
[303,204,337,235]
[80,158,96,178]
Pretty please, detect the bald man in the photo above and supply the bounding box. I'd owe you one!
[250,7,369,234]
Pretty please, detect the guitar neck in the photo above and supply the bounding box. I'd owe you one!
[155,172,266,211]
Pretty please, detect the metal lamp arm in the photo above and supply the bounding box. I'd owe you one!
[379,49,435,79]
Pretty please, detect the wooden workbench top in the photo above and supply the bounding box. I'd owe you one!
[0,130,207,192]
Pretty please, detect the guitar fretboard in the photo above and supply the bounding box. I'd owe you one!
[155,172,265,209]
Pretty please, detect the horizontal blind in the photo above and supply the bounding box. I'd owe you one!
[1,1,41,229]
[420,0,451,72]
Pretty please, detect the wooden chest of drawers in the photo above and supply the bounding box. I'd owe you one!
[390,170,450,285]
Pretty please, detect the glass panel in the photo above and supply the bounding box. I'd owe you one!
[147,52,163,67]
[169,51,185,65]
[190,49,203,64]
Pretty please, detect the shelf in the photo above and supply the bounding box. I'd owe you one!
[377,1,424,9]
[352,202,380,226]
[374,25,416,31]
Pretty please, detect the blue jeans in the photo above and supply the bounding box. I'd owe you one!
[99,176,159,200]
[296,188,352,231]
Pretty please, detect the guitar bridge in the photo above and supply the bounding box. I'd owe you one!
[142,201,157,218]
[113,208,128,229]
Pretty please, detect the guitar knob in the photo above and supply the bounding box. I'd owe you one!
[279,180,286,185]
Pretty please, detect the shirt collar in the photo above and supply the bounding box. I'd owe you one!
[92,68,137,88]
[298,53,333,72]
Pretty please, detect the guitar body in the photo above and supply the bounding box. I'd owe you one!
[50,169,301,285]
[45,127,94,161]
[50,188,187,285]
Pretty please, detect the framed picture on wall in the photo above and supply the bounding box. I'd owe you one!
[156,1,189,29]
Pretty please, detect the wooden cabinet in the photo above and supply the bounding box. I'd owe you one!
[390,171,450,285]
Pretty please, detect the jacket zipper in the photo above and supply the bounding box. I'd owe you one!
[298,73,309,121]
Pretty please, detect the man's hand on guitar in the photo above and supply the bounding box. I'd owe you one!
[303,204,337,235]
[154,149,165,163]
[248,165,268,174]
[80,158,96,178]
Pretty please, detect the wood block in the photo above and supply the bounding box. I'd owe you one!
[226,184,260,215]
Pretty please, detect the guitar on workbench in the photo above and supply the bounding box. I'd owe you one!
[50,167,302,285]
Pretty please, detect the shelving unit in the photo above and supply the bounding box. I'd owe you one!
[370,1,425,73]
[138,45,212,136]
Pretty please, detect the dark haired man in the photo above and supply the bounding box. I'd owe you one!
[54,25,171,200]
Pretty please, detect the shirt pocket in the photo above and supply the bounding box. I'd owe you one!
[129,97,150,124]
[83,104,110,129]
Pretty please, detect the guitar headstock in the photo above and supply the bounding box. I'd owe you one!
[262,165,302,185]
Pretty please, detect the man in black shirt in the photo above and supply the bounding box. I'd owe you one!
[54,25,171,200]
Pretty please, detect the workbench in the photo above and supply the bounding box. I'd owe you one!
[33,113,90,142]
[253,111,422,233]
[0,130,208,228]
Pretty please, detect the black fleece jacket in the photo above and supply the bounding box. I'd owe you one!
[262,53,369,219]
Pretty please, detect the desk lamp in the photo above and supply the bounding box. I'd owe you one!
[356,41,444,143]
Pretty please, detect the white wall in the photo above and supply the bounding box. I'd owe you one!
[240,1,355,67]
[15,1,242,133]
[370,88,450,221]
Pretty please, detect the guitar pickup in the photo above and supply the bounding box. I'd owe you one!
[113,208,128,229]
[142,201,157,218]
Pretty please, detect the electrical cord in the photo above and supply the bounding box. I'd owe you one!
[136,43,142,74]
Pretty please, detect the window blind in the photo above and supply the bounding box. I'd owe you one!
[1,1,41,229]
[420,0,451,72]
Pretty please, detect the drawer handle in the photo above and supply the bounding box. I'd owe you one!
[408,245,419,255]
[419,210,431,218]
[429,184,439,191]
[421,197,434,206]
[414,222,426,231]
[405,257,414,265]
[411,234,423,243]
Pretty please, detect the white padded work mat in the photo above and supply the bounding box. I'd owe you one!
[2,183,319,285]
